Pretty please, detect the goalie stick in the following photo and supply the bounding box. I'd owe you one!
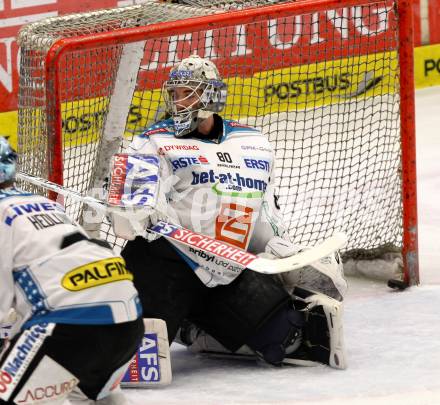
[16,171,347,275]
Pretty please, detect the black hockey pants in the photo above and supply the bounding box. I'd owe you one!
[122,236,291,351]
[0,319,144,404]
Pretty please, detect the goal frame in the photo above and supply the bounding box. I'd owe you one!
[41,0,418,284]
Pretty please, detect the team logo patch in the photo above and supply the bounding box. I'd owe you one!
[188,248,243,274]
[0,323,54,401]
[227,121,253,129]
[158,225,257,267]
[122,333,161,383]
[4,201,64,226]
[169,70,193,80]
[150,221,180,237]
[107,154,159,208]
[141,127,169,137]
[215,204,253,249]
[170,156,209,172]
[190,170,267,198]
[14,356,78,404]
[61,257,132,291]
[243,158,270,172]
[157,145,200,154]
[241,145,272,153]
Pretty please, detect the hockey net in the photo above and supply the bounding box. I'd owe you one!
[17,0,418,284]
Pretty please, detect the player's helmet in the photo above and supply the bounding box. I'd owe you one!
[0,137,17,184]
[163,54,227,137]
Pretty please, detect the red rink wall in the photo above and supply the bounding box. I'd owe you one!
[0,0,434,143]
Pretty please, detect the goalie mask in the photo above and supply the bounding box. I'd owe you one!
[0,136,17,184]
[163,55,227,137]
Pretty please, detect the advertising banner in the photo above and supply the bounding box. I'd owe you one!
[0,0,433,147]
[414,43,440,88]
[0,0,124,141]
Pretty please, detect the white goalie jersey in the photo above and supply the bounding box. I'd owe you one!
[128,117,285,287]
[0,188,142,334]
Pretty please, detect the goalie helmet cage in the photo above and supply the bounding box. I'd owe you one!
[17,0,418,285]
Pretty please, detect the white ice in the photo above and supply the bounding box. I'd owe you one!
[122,86,440,405]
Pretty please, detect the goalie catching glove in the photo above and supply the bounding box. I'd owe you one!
[106,154,171,241]
[261,236,348,301]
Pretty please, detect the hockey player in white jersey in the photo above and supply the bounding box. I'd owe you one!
[111,55,347,369]
[0,137,144,404]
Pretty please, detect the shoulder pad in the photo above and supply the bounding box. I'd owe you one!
[140,119,175,138]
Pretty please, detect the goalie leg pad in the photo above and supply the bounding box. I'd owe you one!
[193,270,291,352]
[175,320,256,360]
[246,304,305,366]
[121,319,172,387]
[284,287,347,369]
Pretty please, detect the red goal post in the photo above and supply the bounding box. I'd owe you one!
[17,0,418,284]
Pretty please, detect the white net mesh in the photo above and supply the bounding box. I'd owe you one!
[17,0,410,280]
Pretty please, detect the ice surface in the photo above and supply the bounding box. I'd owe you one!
[81,87,440,405]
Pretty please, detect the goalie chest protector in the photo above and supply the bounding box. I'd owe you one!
[128,118,275,287]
